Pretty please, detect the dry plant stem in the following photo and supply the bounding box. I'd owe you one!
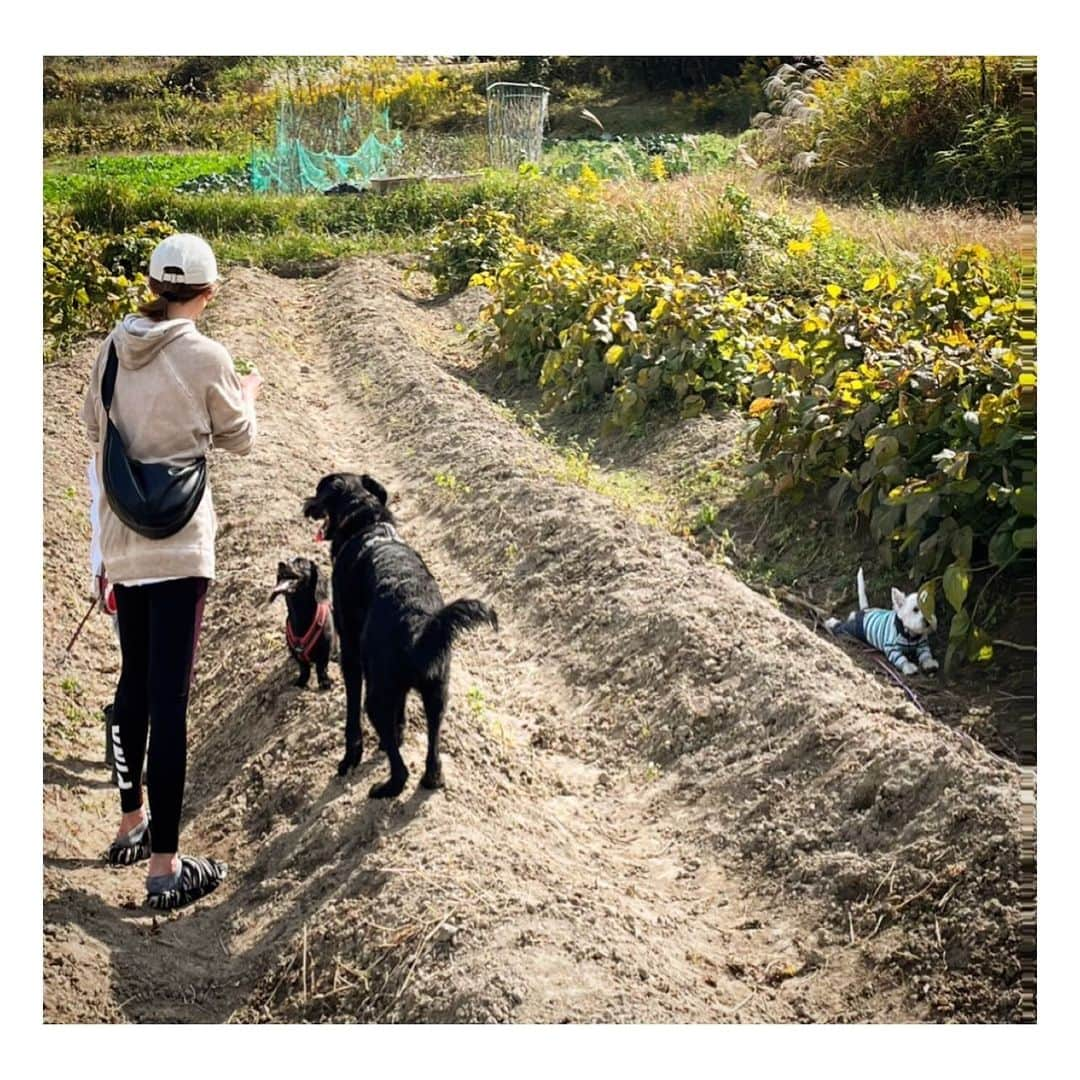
[992,638,1036,653]
[872,656,927,714]
[895,876,939,913]
[380,906,460,1021]
[869,859,897,903]
[773,586,831,622]
[719,988,756,1015]
[301,924,308,1005]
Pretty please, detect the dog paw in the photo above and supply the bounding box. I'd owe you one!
[317,678,334,691]
[900,662,919,676]
[368,776,407,799]
[920,658,939,673]
[294,677,310,689]
[337,745,362,777]
[420,768,444,791]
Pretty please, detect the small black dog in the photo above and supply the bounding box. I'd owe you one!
[270,557,334,691]
[303,472,498,797]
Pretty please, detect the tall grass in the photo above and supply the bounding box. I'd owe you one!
[751,56,1031,206]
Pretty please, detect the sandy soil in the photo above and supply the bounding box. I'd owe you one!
[43,258,1031,1023]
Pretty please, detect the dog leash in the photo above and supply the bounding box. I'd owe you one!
[64,595,99,657]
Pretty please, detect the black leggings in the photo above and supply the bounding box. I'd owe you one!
[111,577,207,854]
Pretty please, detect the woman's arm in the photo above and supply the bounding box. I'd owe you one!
[206,349,258,455]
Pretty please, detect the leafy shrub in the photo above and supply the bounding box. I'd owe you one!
[470,222,1032,665]
[743,244,1033,665]
[43,210,171,356]
[164,56,251,98]
[420,205,521,292]
[472,241,760,423]
[930,108,1028,204]
[680,58,780,130]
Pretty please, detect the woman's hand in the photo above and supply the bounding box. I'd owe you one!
[240,371,264,402]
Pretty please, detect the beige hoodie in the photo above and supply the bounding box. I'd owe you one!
[81,314,256,584]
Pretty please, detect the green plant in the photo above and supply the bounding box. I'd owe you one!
[751,56,1030,206]
[467,686,486,719]
[468,204,1031,666]
[43,209,172,357]
[419,205,521,293]
[434,470,470,496]
[743,244,1033,667]
[682,57,779,130]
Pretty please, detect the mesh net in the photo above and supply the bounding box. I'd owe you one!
[251,95,405,194]
[486,82,549,168]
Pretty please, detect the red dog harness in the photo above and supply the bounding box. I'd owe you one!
[286,600,331,663]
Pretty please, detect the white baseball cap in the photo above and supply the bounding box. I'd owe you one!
[149,233,219,286]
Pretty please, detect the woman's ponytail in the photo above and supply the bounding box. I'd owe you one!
[138,278,213,321]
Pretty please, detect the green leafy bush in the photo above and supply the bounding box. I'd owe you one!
[43,209,171,357]
[542,134,736,183]
[470,223,1032,666]
[420,205,522,293]
[743,244,1034,664]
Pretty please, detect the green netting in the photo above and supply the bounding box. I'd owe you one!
[251,96,405,194]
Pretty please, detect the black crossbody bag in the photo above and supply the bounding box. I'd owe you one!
[101,340,206,540]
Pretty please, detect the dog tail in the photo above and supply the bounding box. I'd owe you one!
[856,566,870,612]
[413,599,499,672]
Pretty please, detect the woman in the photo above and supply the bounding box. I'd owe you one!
[81,233,262,910]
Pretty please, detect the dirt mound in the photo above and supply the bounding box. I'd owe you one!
[42,259,1030,1023]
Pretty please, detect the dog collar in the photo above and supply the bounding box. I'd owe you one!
[357,523,401,554]
[892,613,921,652]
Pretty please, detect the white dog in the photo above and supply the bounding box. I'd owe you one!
[825,567,938,676]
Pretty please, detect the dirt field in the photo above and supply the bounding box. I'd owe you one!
[43,258,1032,1023]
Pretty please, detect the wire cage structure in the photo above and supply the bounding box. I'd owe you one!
[486,82,550,168]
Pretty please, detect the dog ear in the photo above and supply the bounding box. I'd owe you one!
[891,587,906,611]
[360,474,388,505]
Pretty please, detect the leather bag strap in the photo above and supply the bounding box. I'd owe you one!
[101,340,119,414]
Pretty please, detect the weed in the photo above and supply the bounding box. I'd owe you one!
[434,471,470,496]
[466,686,486,719]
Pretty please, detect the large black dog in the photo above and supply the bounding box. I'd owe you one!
[303,472,498,798]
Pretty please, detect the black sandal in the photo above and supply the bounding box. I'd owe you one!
[146,855,227,911]
[105,816,151,866]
